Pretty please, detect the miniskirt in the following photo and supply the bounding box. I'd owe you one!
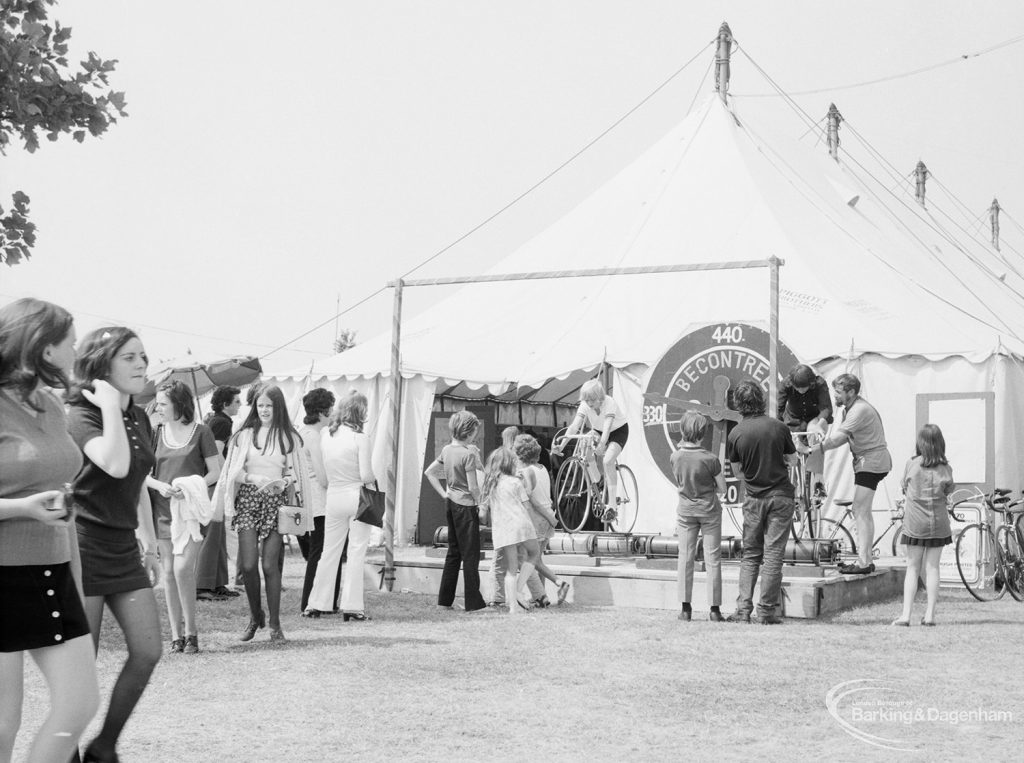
[900,535,952,548]
[0,562,91,652]
[231,483,285,541]
[77,526,152,597]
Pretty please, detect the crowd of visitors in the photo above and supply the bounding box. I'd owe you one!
[0,295,962,760]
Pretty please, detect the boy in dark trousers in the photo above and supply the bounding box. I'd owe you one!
[425,411,487,611]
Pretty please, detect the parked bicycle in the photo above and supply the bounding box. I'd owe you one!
[953,486,1024,602]
[552,430,639,533]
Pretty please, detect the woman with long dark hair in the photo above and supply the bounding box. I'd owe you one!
[66,326,163,763]
[212,384,312,642]
[0,299,99,763]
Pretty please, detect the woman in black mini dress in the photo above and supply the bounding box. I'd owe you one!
[67,327,163,763]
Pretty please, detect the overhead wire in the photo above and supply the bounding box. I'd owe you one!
[841,120,1024,302]
[273,33,1024,359]
[261,286,388,359]
[733,45,1022,339]
[834,126,1024,331]
[737,115,1012,338]
[685,54,715,118]
[267,38,717,360]
[738,39,1024,308]
[928,174,1024,281]
[0,292,329,357]
[731,32,1024,97]
[401,38,716,280]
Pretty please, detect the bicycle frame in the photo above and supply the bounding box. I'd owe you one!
[790,431,823,536]
[552,431,639,533]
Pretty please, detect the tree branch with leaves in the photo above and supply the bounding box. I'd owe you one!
[0,0,126,265]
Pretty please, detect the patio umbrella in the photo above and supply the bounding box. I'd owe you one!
[139,352,262,414]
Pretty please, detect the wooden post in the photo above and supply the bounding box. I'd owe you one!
[715,22,733,104]
[384,279,404,591]
[768,255,780,418]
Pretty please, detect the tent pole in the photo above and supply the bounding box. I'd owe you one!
[768,255,780,418]
[384,279,404,592]
[191,369,203,418]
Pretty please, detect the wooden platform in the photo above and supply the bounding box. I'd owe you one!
[365,547,904,619]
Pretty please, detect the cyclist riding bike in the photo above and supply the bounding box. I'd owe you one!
[551,379,628,525]
[778,364,833,494]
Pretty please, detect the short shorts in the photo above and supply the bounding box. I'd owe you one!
[853,470,888,491]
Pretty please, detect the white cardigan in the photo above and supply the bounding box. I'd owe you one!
[169,474,213,554]
[211,428,315,536]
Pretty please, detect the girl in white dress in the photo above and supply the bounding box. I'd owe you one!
[480,448,538,613]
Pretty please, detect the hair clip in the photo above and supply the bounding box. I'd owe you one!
[101,331,112,340]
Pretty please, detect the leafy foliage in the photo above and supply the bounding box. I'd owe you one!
[0,0,126,265]
[333,328,357,354]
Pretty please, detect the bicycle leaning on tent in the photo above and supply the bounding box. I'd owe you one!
[952,486,1024,602]
[551,429,639,533]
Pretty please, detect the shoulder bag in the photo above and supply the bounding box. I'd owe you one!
[277,463,305,536]
[356,481,385,527]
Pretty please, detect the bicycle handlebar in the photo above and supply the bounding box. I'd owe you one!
[791,431,822,440]
[948,489,1024,520]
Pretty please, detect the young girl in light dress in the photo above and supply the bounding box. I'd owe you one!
[892,424,954,627]
[480,448,539,613]
[514,434,571,605]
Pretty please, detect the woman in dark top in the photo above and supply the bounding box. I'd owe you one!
[66,327,162,763]
[0,298,99,763]
[145,380,220,654]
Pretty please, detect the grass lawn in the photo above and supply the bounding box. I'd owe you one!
[14,552,1024,761]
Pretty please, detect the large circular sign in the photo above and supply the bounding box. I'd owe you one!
[642,323,799,501]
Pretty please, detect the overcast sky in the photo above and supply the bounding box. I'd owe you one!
[1,1,1022,373]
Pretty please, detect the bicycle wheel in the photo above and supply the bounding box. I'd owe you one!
[819,518,857,557]
[554,458,592,533]
[789,466,812,540]
[996,525,1024,602]
[955,524,1006,602]
[791,497,814,540]
[605,464,638,533]
[891,524,905,558]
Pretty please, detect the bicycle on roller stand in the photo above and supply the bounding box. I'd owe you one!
[552,430,639,533]
[790,431,904,559]
[789,431,830,539]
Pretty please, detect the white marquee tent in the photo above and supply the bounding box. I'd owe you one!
[270,93,1024,547]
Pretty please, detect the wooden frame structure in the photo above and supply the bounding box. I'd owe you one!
[379,256,783,589]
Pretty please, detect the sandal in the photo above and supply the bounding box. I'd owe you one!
[556,580,571,605]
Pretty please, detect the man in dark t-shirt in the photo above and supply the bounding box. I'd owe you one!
[725,379,796,625]
[196,385,241,598]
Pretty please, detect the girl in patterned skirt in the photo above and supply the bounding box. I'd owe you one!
[212,385,312,643]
